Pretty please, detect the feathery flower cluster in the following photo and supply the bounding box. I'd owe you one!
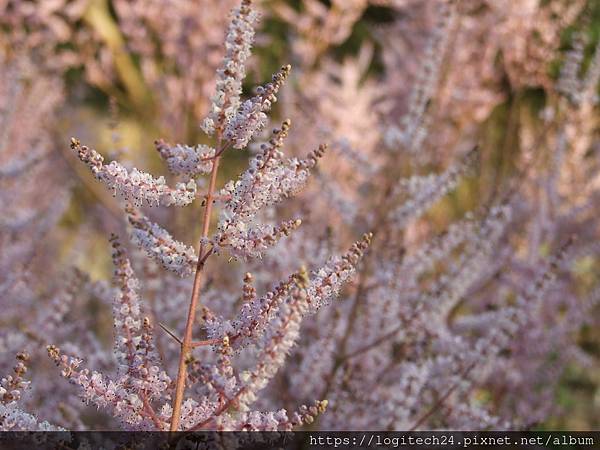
[225,65,291,149]
[127,207,198,277]
[207,233,371,352]
[215,121,326,259]
[208,273,298,350]
[47,239,171,429]
[231,234,371,411]
[41,0,367,432]
[305,233,373,311]
[2,0,598,434]
[155,140,216,176]
[45,232,368,430]
[202,0,258,136]
[1,352,30,404]
[71,139,197,207]
[108,236,170,395]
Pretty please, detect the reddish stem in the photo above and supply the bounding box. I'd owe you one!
[169,152,222,431]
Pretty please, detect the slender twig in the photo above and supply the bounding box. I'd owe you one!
[169,143,223,431]
[408,361,477,431]
[341,324,403,362]
[190,338,221,348]
[141,393,164,430]
[190,387,247,431]
[199,143,231,161]
[158,323,182,345]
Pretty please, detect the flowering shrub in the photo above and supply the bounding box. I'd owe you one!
[0,0,599,432]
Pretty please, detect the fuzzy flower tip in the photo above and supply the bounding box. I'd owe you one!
[225,65,292,149]
[1,352,31,405]
[71,138,196,207]
[202,0,259,136]
[306,232,373,311]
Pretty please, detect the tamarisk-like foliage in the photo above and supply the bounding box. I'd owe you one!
[154,141,216,177]
[71,139,197,207]
[126,206,198,278]
[215,120,326,259]
[260,1,599,431]
[1,0,598,433]
[46,0,370,431]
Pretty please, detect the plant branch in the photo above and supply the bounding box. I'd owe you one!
[169,147,222,431]
[408,361,477,431]
[158,323,182,345]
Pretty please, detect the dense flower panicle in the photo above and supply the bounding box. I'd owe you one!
[46,345,154,429]
[206,274,298,349]
[237,235,371,408]
[215,121,326,258]
[127,207,198,277]
[218,218,303,260]
[7,0,599,434]
[236,292,308,408]
[155,140,216,176]
[202,0,258,136]
[46,240,172,429]
[225,65,292,149]
[305,232,373,311]
[206,234,371,414]
[109,237,171,405]
[0,402,65,431]
[217,400,328,431]
[42,2,374,432]
[110,235,145,374]
[71,138,197,207]
[219,120,292,216]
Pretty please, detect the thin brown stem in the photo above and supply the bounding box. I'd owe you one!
[190,386,247,431]
[142,393,164,430]
[169,151,222,432]
[408,361,476,431]
[190,338,221,348]
[341,324,402,362]
[158,323,182,345]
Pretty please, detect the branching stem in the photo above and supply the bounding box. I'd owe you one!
[169,147,222,431]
